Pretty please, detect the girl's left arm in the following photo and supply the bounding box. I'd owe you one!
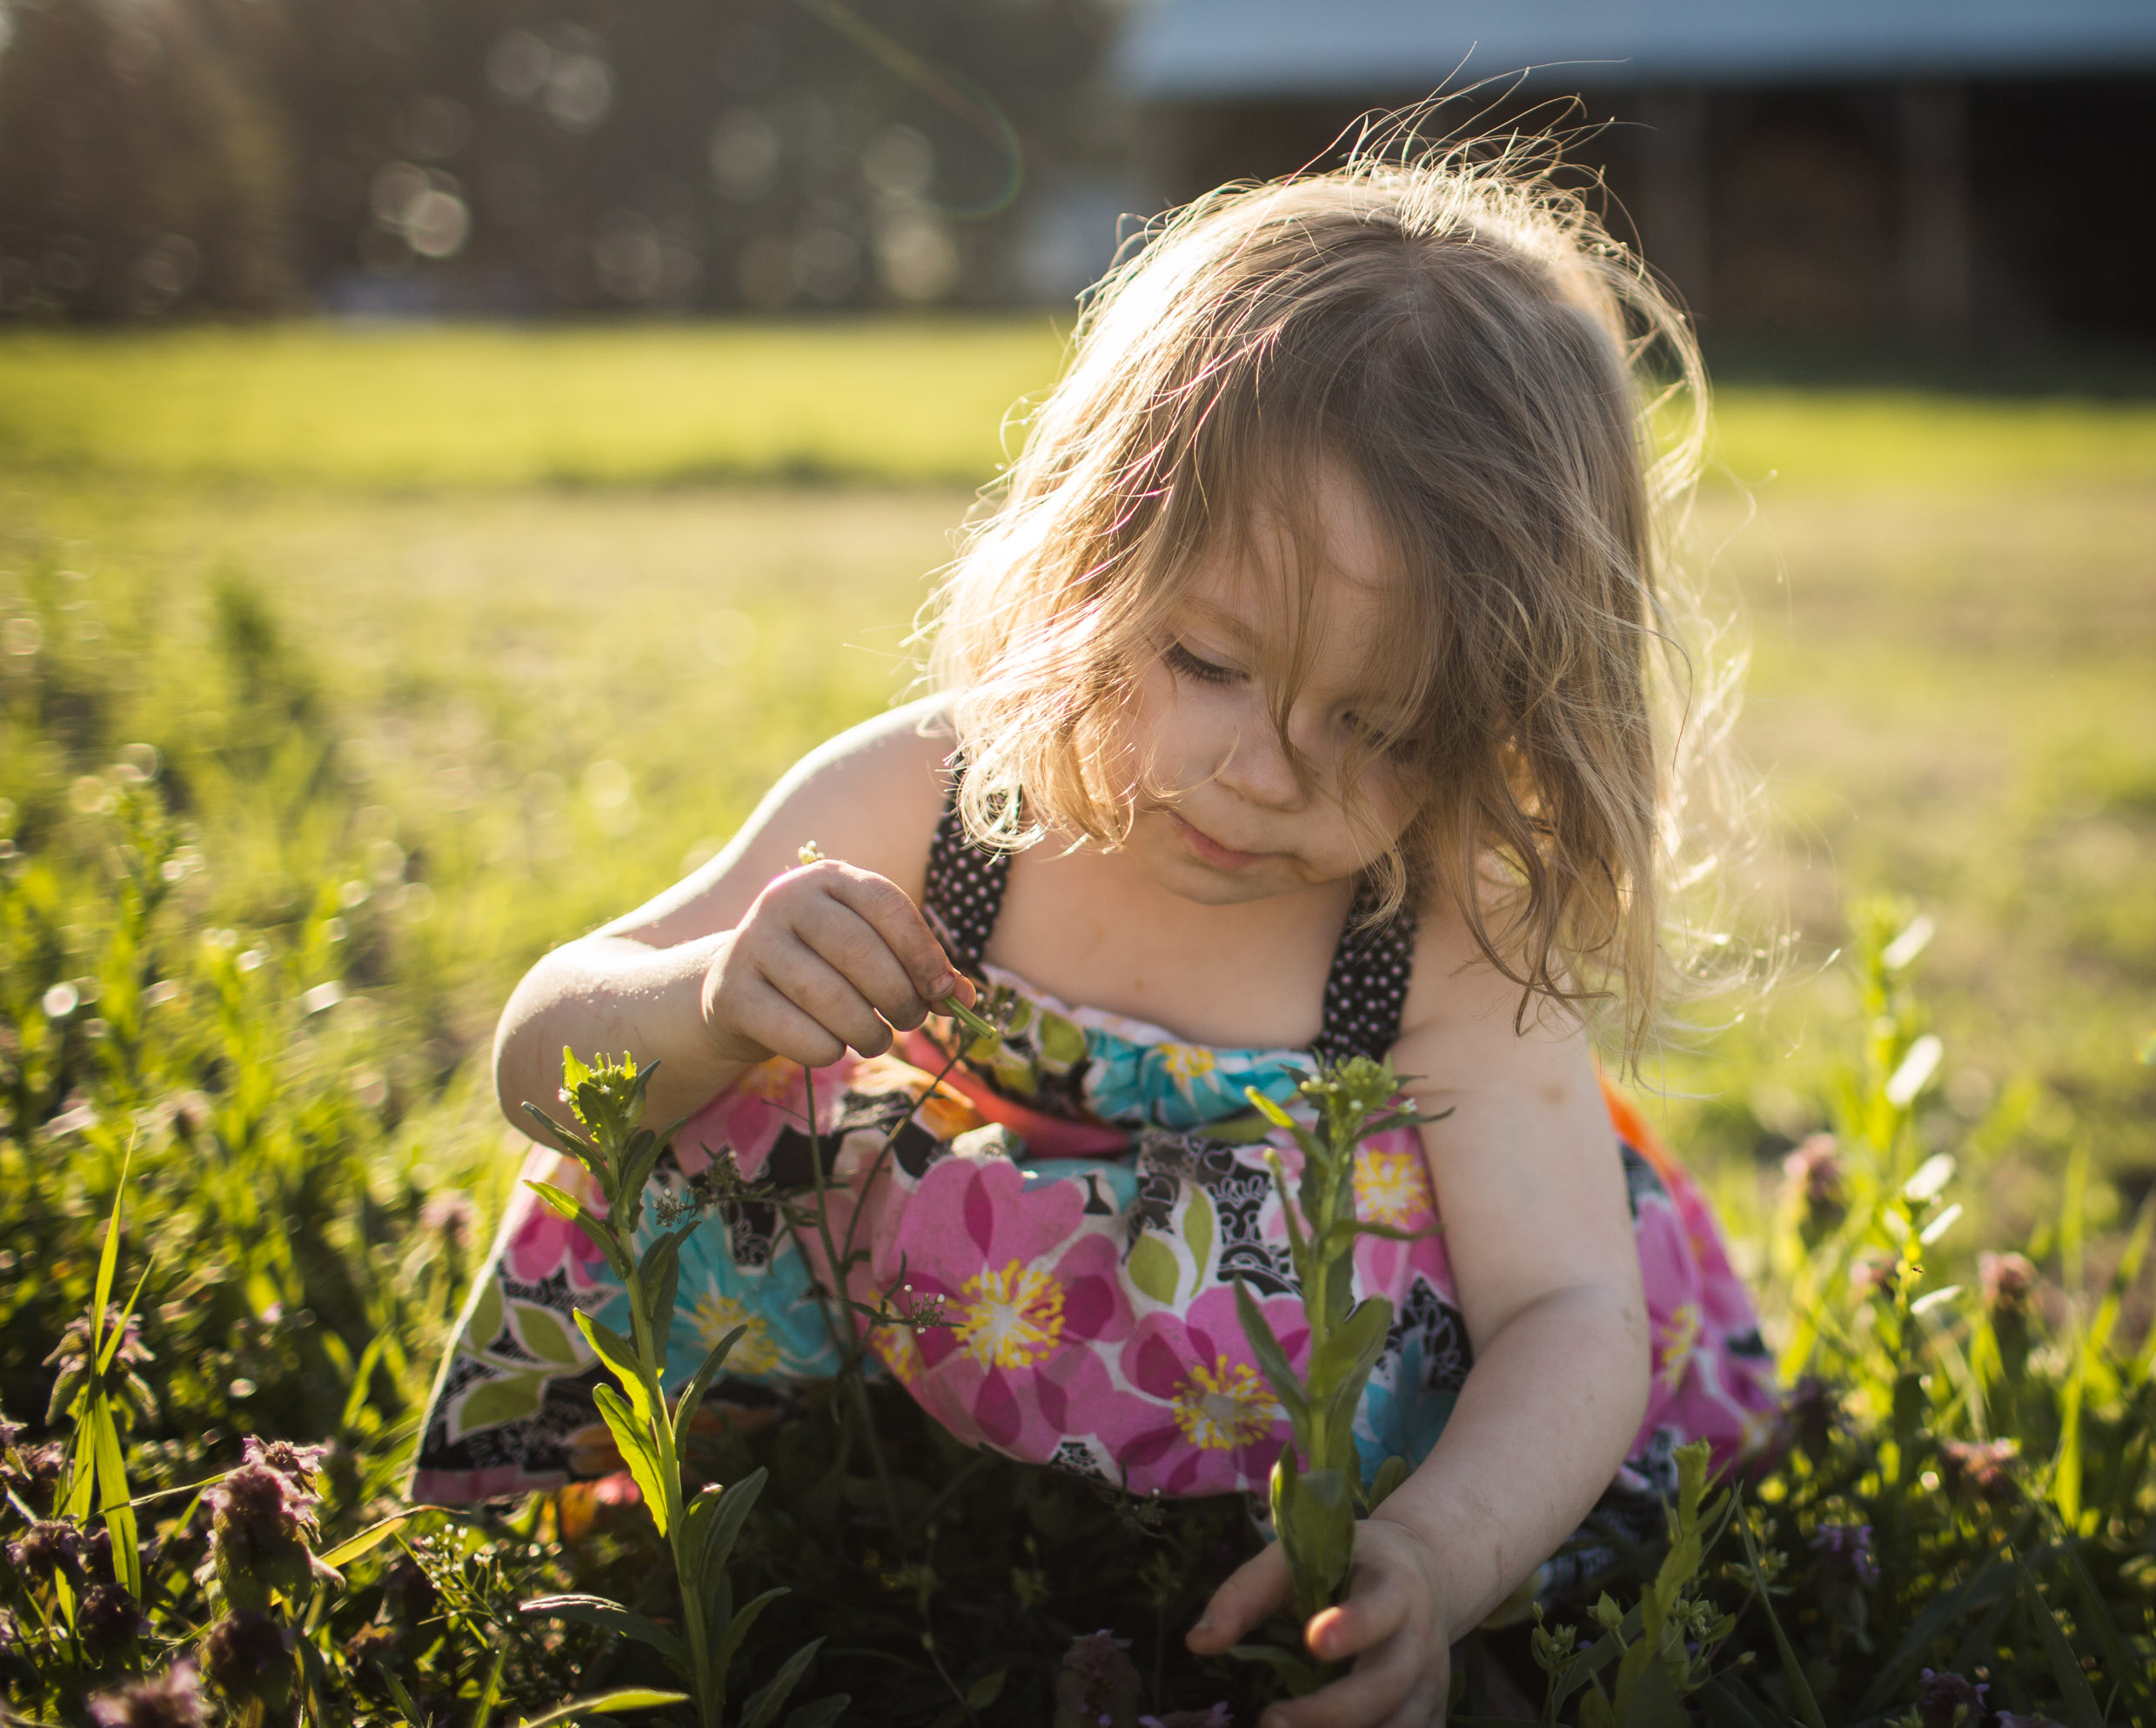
[1188,928,1650,1726]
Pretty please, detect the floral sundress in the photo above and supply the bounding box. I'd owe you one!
[413,792,1780,1598]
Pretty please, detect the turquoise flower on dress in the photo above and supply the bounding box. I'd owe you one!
[1081,1026,1312,1129]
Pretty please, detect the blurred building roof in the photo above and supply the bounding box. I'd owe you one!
[1115,0,2156,98]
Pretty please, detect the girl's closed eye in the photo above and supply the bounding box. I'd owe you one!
[1164,640,1242,686]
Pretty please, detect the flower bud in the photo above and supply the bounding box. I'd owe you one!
[201,1611,295,1716]
[88,1659,212,1728]
[1915,1668,1990,1728]
[8,1519,87,1584]
[78,1581,146,1664]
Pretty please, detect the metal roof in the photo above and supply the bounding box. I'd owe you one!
[1115,0,2156,98]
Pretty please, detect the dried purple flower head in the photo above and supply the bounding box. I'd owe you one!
[1808,1523,1879,1589]
[43,1309,157,1426]
[78,1581,146,1663]
[1916,1667,1990,1728]
[1784,1376,1840,1450]
[1,1437,68,1506]
[1938,1437,2018,1504]
[1979,1251,2038,1316]
[419,1189,478,1252]
[240,1437,328,1490]
[8,1518,88,1583]
[88,1660,212,1728]
[1782,1135,1845,1219]
[1055,1629,1144,1728]
[0,1410,25,1450]
[200,1611,295,1711]
[200,1454,339,1610]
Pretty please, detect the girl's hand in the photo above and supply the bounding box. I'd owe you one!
[1187,1518,1452,1728]
[700,857,975,1068]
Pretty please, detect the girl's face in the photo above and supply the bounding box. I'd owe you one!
[1114,466,1417,908]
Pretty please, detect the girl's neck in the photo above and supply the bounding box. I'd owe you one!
[983,838,1355,1048]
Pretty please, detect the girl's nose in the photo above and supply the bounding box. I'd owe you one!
[1215,705,1313,811]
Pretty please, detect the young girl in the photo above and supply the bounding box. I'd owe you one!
[415,144,1778,1723]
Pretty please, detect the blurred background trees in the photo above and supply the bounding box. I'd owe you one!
[0,0,1122,319]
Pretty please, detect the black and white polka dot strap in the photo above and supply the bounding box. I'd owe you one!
[922,774,1415,1060]
[921,776,1010,975]
[1310,879,1418,1068]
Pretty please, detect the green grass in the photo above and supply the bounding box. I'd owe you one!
[4,320,2156,490]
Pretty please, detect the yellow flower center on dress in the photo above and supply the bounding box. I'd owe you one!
[955,1260,1066,1370]
[1172,1354,1279,1450]
[1161,1043,1217,1082]
[1353,1148,1429,1228]
[1656,1300,1703,1391]
[690,1289,780,1376]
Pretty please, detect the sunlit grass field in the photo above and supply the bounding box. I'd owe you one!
[3,320,2149,1223]
[3,321,2154,1721]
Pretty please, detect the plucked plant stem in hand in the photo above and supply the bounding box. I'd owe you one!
[518,1048,846,1728]
[1233,1057,1445,1648]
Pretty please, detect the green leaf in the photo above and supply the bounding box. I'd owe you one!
[1224,1643,1324,1696]
[379,1667,432,1726]
[318,1509,445,1571]
[740,1636,825,1728]
[1735,1506,1827,1728]
[964,1667,1008,1710]
[673,1324,747,1453]
[701,1467,770,1591]
[90,1402,141,1598]
[2012,1557,2105,1728]
[1180,1185,1215,1276]
[1233,1278,1311,1442]
[525,1181,633,1279]
[519,1595,690,1676]
[572,1309,649,1415]
[1854,1557,2018,1714]
[784,1697,852,1728]
[1365,1454,1409,1510]
[640,1224,693,1345]
[593,1384,672,1535]
[720,1584,787,1677]
[1276,1463,1356,1616]
[91,1141,131,1351]
[517,1689,692,1728]
[1128,1234,1181,1304]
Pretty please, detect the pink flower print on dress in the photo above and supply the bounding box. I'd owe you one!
[1099,1283,1309,1497]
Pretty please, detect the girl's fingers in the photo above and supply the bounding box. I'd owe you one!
[1187,1545,1290,1654]
[792,896,932,1031]
[814,864,964,1002]
[726,976,847,1068]
[1258,1638,1423,1728]
[766,939,901,1058]
[1304,1551,1411,1663]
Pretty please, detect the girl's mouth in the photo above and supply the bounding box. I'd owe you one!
[1171,812,1273,871]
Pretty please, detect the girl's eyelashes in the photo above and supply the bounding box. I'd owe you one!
[1163,640,1242,686]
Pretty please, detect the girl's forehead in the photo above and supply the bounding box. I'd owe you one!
[1180,463,1406,624]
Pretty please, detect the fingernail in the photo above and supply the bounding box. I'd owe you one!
[931,975,955,998]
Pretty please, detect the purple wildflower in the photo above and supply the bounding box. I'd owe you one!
[78,1581,146,1663]
[1916,1668,1990,1728]
[200,1446,340,1610]
[1979,1251,2037,1315]
[1809,1523,1879,1589]
[88,1660,212,1728]
[1782,1135,1846,1238]
[2,1438,70,1503]
[8,1519,87,1583]
[1938,1438,2018,1504]
[200,1611,295,1714]
[1055,1629,1143,1728]
[43,1309,157,1426]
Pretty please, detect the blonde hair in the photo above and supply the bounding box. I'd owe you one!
[924,128,1746,1057]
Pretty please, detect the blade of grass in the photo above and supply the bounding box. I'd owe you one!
[1736,1507,1828,1728]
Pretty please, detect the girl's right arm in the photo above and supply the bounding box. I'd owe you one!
[491,698,974,1131]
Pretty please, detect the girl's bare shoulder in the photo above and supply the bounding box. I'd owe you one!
[599,696,957,944]
[1392,886,1592,1081]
